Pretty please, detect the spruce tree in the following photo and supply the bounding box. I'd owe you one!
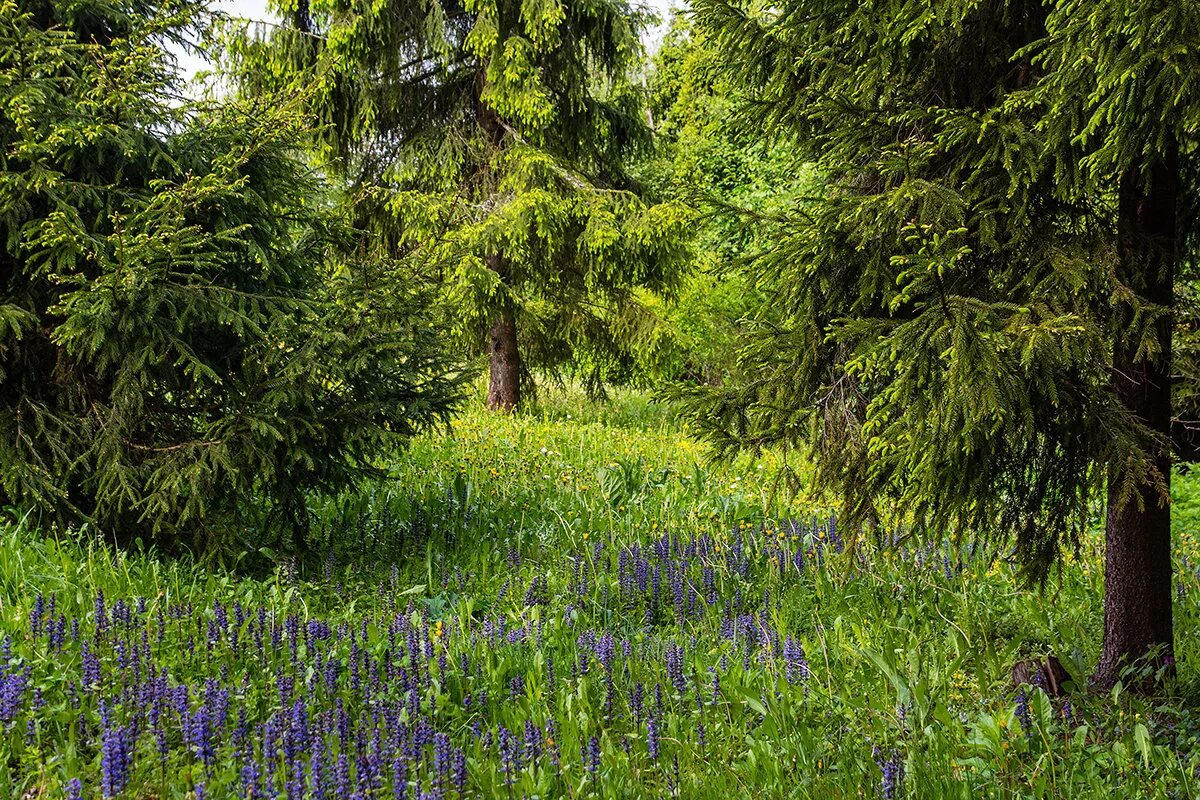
[229,0,693,409]
[687,0,1200,687]
[0,0,464,551]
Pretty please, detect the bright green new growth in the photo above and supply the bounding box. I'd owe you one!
[636,14,810,386]
[230,0,695,407]
[0,0,464,551]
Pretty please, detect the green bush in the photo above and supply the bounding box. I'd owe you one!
[0,0,464,552]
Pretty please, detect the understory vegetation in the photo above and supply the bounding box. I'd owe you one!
[2,390,1200,798]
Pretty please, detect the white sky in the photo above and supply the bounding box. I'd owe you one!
[177,0,684,85]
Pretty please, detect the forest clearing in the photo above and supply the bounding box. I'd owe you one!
[4,0,1200,796]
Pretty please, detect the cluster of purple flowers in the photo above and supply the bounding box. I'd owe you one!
[872,746,904,800]
[0,644,30,726]
[1,515,888,798]
[782,636,809,688]
[1015,689,1033,735]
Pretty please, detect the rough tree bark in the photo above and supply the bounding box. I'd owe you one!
[1093,150,1179,690]
[485,255,520,411]
[474,70,521,412]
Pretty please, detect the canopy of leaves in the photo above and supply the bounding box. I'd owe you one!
[0,0,465,551]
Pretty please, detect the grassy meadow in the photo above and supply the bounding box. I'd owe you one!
[2,388,1200,798]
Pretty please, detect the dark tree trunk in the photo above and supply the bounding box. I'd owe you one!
[485,255,520,411]
[1093,151,1179,690]
[486,302,520,411]
[474,71,521,411]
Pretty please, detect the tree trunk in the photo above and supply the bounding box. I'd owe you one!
[485,255,520,411]
[1093,152,1179,690]
[474,72,521,412]
[486,305,520,411]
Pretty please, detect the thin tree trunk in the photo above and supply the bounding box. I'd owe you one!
[485,255,520,411]
[1093,152,1178,689]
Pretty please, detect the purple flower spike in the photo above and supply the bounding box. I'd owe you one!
[874,748,903,800]
[1015,689,1032,735]
[586,736,601,775]
[100,716,134,798]
[783,636,809,687]
[666,642,687,695]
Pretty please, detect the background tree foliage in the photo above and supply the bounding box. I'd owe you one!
[634,14,792,386]
[0,0,464,553]
[229,0,694,409]
[683,0,1200,686]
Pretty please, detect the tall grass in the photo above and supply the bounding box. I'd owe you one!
[2,387,1199,798]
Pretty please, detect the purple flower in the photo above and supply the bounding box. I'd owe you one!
[81,641,101,690]
[312,735,328,800]
[335,751,352,799]
[586,735,601,775]
[783,636,809,687]
[595,632,615,673]
[666,642,687,695]
[433,732,452,798]
[0,665,30,724]
[95,590,108,634]
[391,755,407,800]
[291,698,310,754]
[631,682,644,724]
[498,726,521,786]
[522,720,542,761]
[545,719,560,769]
[874,747,903,799]
[30,593,45,635]
[189,706,215,768]
[702,566,717,606]
[100,713,134,797]
[647,716,660,762]
[1015,689,1032,735]
[452,746,467,793]
[240,749,262,797]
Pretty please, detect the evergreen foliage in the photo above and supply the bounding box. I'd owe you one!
[0,0,464,551]
[684,0,1200,682]
[228,0,695,408]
